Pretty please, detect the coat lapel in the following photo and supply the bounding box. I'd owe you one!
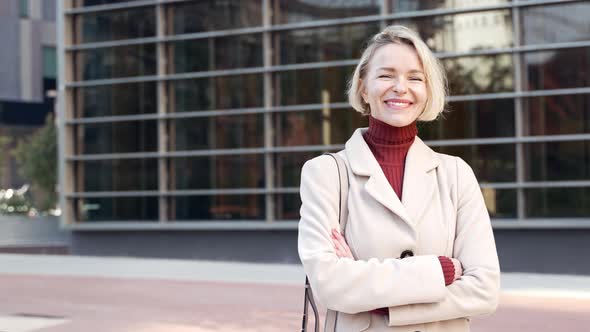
[401,136,440,225]
[345,129,439,228]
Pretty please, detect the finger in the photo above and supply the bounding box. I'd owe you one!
[333,231,348,248]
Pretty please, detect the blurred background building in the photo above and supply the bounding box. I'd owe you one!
[57,0,590,273]
[0,0,57,188]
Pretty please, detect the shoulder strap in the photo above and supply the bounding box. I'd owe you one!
[323,152,350,235]
[302,152,350,332]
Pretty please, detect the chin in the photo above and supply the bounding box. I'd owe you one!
[380,115,415,128]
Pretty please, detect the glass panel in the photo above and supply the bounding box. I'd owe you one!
[273,0,380,24]
[419,99,515,140]
[77,121,158,154]
[275,151,330,188]
[172,155,264,190]
[432,144,516,182]
[74,7,156,43]
[523,94,590,136]
[275,194,301,221]
[389,0,510,12]
[79,159,158,191]
[275,23,380,65]
[42,47,57,79]
[274,109,367,147]
[173,195,264,220]
[276,66,354,106]
[524,141,590,181]
[75,44,156,80]
[482,188,516,219]
[169,0,262,34]
[171,75,263,112]
[170,34,262,72]
[76,197,158,222]
[525,188,590,218]
[521,2,590,45]
[75,0,145,7]
[397,10,513,53]
[19,0,28,18]
[172,114,264,151]
[75,82,157,118]
[443,54,514,95]
[524,47,590,91]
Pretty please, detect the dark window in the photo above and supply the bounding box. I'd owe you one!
[172,114,265,151]
[172,155,264,190]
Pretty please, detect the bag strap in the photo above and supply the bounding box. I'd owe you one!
[301,152,350,332]
[326,153,350,235]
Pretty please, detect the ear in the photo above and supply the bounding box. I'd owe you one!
[359,79,368,104]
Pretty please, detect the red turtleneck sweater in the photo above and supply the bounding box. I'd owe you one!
[363,116,455,316]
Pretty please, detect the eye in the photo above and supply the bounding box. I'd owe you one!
[378,74,391,78]
[409,77,423,81]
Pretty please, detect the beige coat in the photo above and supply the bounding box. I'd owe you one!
[298,128,500,332]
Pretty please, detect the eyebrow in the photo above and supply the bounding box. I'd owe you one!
[377,67,425,75]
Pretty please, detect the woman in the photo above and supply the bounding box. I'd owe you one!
[298,25,500,332]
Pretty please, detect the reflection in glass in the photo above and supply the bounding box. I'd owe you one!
[389,0,510,12]
[275,23,380,65]
[172,155,264,190]
[75,197,158,222]
[523,94,590,136]
[276,66,354,106]
[170,34,262,72]
[169,0,262,34]
[521,2,590,45]
[273,0,380,24]
[275,194,301,220]
[78,121,157,155]
[79,159,158,191]
[173,195,264,220]
[481,188,516,219]
[74,7,155,43]
[172,114,264,151]
[524,47,590,91]
[525,188,590,218]
[75,82,157,118]
[419,99,514,140]
[274,109,367,147]
[524,141,590,181]
[171,75,263,112]
[275,152,328,188]
[397,10,512,53]
[443,54,513,95]
[75,44,156,80]
[432,144,515,182]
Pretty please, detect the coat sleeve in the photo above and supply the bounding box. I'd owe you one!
[386,157,501,326]
[298,155,447,315]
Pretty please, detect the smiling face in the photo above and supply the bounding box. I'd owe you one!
[361,42,428,127]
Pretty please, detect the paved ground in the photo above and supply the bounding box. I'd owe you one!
[1,254,590,331]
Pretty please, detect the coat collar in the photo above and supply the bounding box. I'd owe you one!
[344,128,440,228]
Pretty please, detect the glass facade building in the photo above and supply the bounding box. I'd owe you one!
[57,0,590,230]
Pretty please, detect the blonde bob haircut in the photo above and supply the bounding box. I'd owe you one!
[348,25,448,121]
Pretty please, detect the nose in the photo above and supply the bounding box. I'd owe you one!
[391,78,408,95]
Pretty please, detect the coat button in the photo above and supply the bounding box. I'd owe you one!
[400,250,414,259]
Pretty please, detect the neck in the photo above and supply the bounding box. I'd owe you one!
[365,116,417,145]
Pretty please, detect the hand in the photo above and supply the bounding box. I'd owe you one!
[451,258,463,282]
[331,229,354,259]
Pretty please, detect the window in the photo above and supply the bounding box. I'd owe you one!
[42,47,57,79]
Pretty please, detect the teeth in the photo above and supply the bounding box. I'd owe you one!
[386,101,409,106]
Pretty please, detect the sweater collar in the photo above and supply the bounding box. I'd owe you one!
[365,116,418,145]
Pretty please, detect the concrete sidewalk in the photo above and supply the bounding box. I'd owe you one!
[2,254,590,332]
[2,253,590,297]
